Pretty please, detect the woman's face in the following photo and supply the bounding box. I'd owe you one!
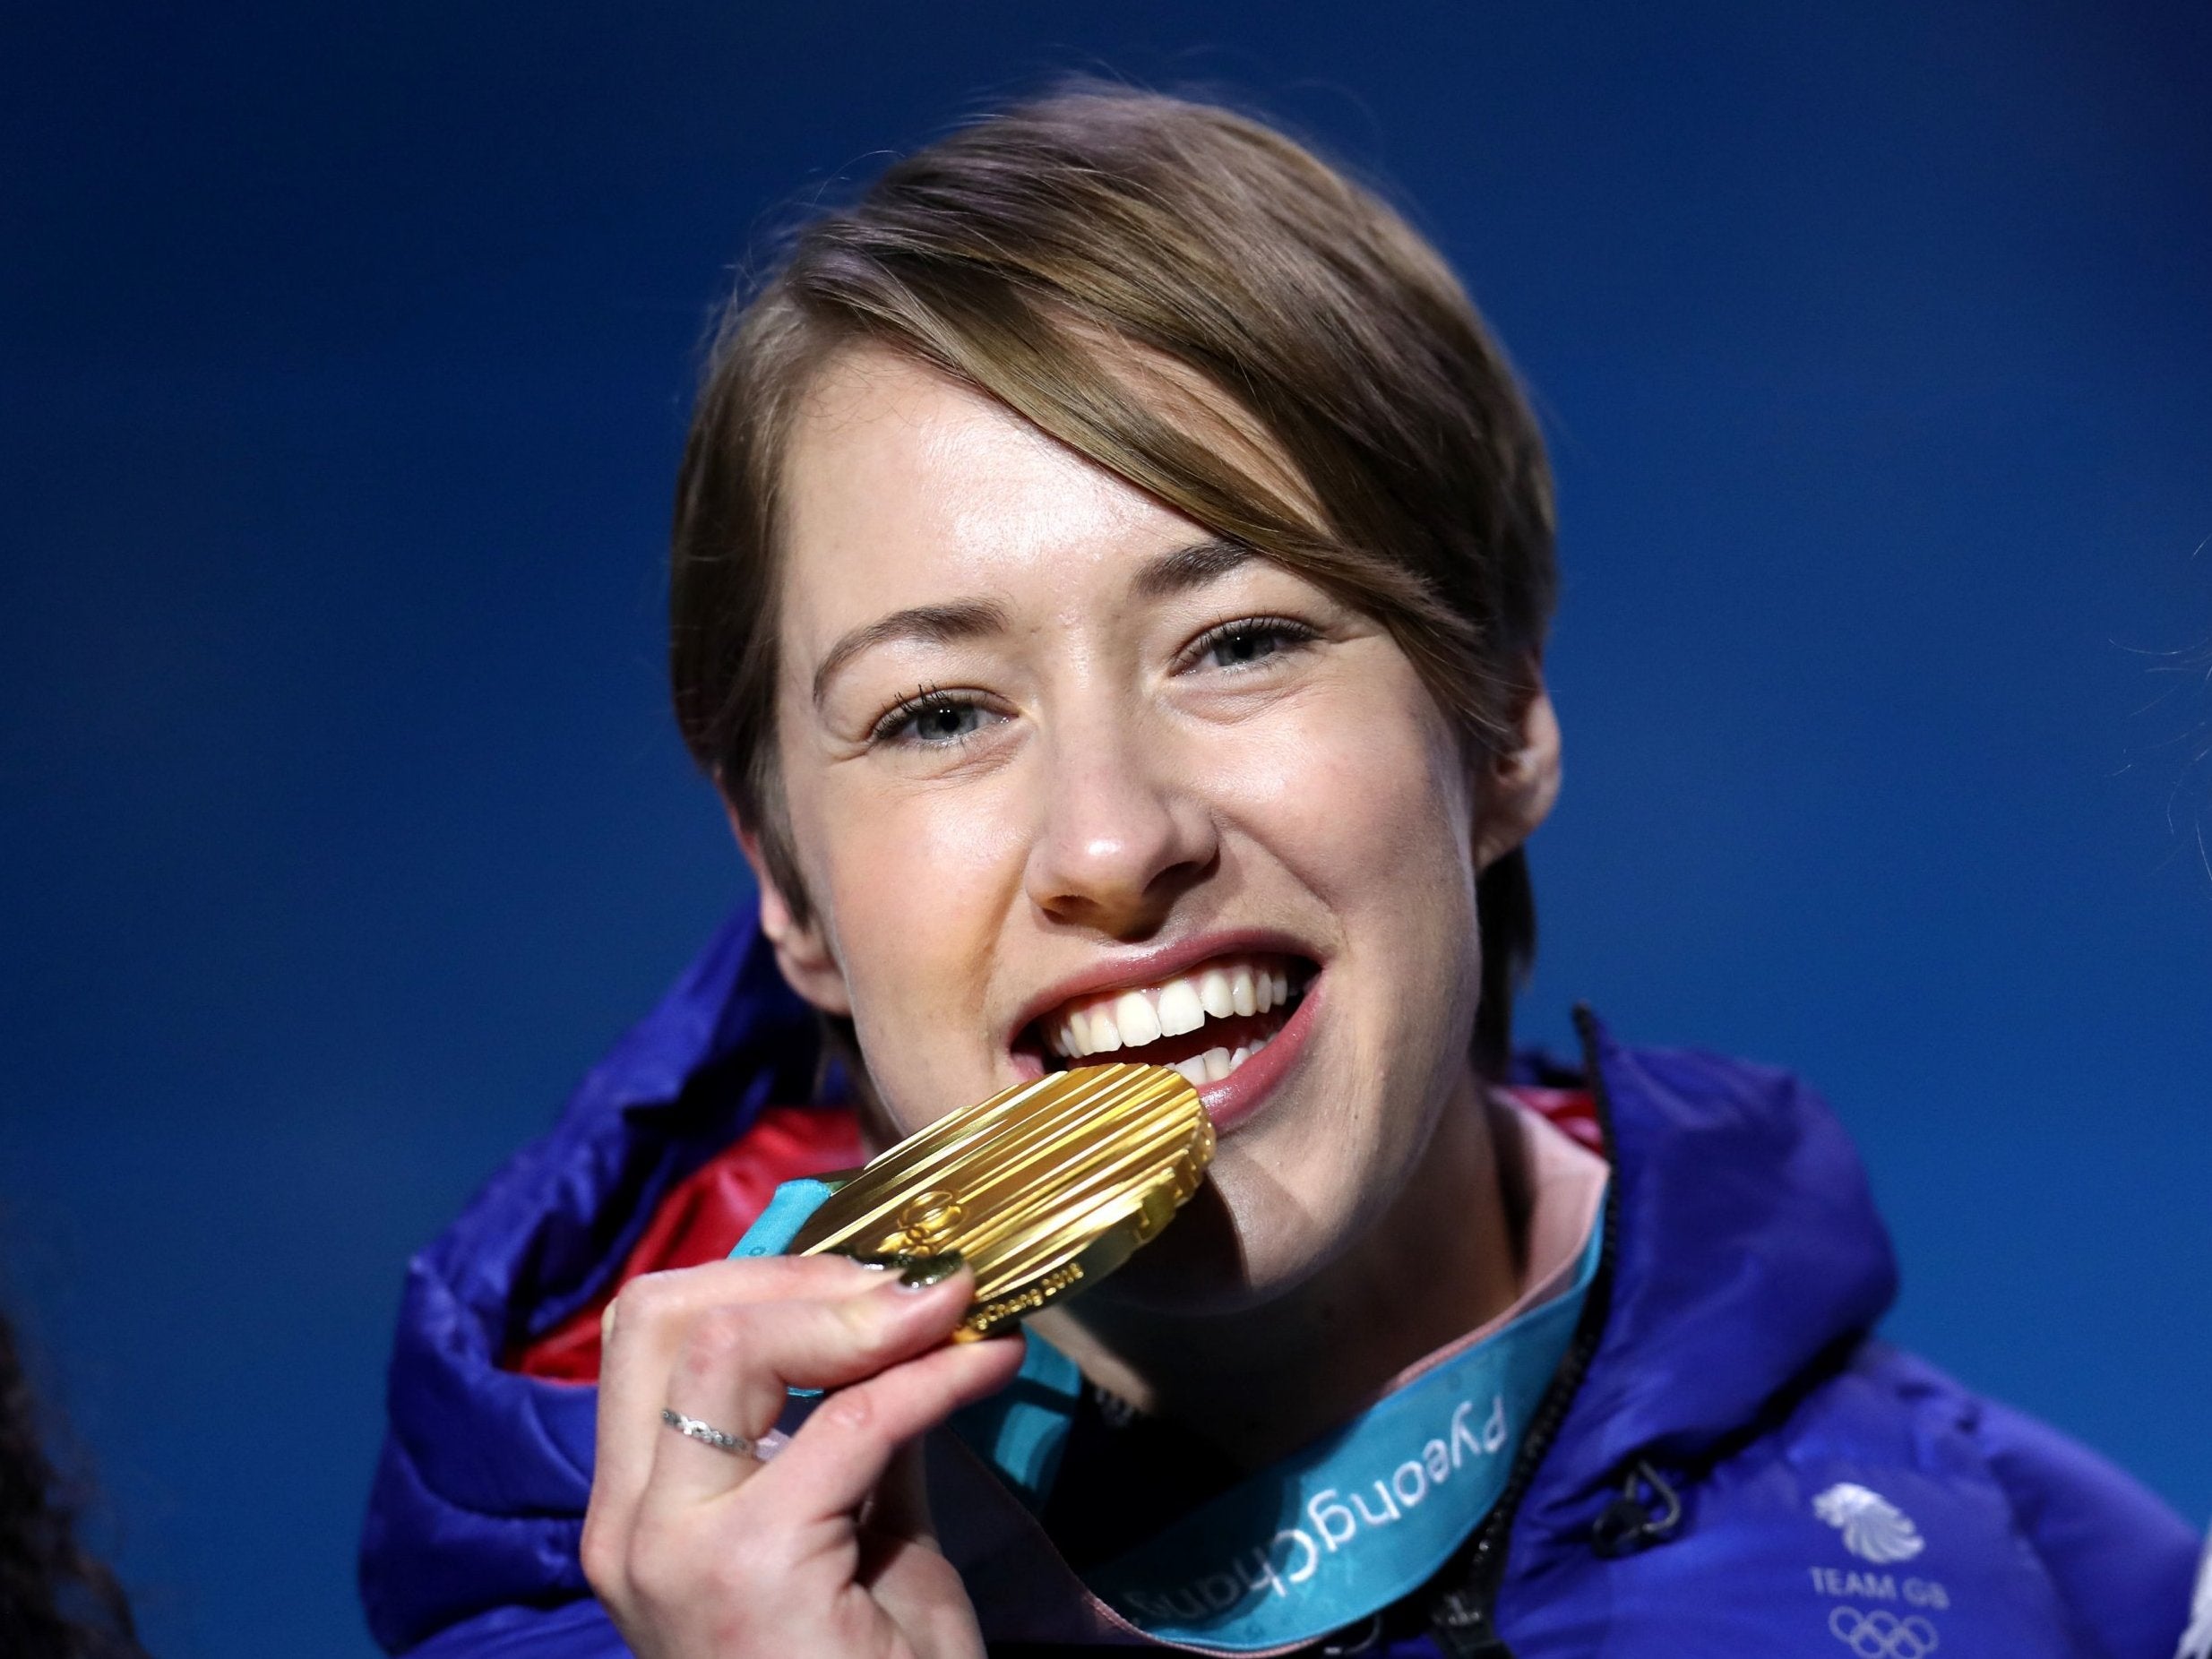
[752,346,1553,1310]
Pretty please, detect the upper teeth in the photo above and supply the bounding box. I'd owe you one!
[1046,958,1296,1060]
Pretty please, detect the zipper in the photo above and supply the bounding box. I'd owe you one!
[1422,1005,1622,1659]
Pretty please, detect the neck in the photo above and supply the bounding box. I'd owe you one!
[1035,1073,1524,1470]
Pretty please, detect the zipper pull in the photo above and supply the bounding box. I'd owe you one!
[1428,1587,1511,1657]
[1589,1457,1683,1558]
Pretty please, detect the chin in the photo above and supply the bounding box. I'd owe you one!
[1088,1147,1354,1318]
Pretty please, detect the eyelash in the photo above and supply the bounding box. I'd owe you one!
[866,616,1322,749]
[869,684,988,747]
[1182,615,1321,672]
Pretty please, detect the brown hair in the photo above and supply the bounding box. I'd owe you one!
[670,84,1556,1070]
[0,1307,147,1659]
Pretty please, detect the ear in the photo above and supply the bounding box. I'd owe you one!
[726,802,853,1018]
[1474,670,1562,871]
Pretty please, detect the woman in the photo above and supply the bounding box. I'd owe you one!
[360,87,2198,1656]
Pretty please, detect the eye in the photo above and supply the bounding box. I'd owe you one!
[872,688,999,748]
[1185,615,1319,673]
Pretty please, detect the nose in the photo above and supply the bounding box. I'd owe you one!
[1023,716,1218,939]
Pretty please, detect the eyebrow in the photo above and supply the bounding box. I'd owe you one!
[807,537,1256,709]
[811,599,1009,709]
[1133,536,1253,599]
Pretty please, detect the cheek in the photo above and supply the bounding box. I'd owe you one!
[1327,707,1487,1068]
[799,773,1033,1111]
[1209,670,1478,934]
[822,792,1015,936]
[1204,670,1482,1200]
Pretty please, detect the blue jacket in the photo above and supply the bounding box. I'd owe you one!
[359,907,2198,1656]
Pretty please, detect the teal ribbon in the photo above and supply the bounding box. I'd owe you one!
[729,1177,841,1259]
[732,1178,1604,1653]
[1075,1220,1597,1650]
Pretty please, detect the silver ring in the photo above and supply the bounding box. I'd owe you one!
[661,1407,756,1457]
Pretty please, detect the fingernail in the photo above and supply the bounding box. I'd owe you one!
[845,1256,916,1283]
[897,1250,964,1290]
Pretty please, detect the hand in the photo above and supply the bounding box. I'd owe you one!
[582,1253,1026,1658]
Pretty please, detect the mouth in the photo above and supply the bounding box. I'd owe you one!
[1012,950,1318,1132]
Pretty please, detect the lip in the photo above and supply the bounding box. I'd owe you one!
[1005,926,1324,1139]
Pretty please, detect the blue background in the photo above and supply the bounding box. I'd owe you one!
[3,4,2208,1654]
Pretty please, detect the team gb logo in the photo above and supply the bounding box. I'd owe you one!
[1812,1483,1926,1564]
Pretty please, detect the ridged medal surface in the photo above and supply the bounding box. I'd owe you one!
[788,1063,1214,1338]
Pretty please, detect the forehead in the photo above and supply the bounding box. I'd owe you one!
[777,346,1188,629]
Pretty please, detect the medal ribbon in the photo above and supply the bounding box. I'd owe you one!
[1071,1217,1600,1651]
[735,1176,1604,1654]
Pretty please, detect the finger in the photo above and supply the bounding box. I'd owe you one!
[597,1257,886,1529]
[646,1267,981,1509]
[589,1255,889,1565]
[749,1331,1024,1525]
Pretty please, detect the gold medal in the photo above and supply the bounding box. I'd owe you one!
[788,1063,1215,1339]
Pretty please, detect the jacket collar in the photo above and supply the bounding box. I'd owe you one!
[1510,1021,1898,1544]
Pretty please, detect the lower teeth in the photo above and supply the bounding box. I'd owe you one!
[1169,1032,1273,1088]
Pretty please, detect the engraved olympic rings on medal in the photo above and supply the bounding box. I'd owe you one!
[1828,1606,1940,1659]
[894,1189,966,1252]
